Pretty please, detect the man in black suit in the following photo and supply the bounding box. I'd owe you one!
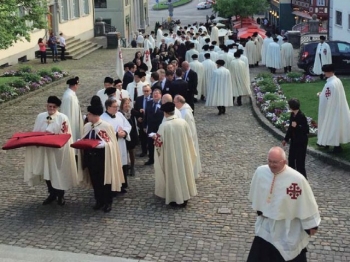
[161,70,173,95]
[181,61,198,111]
[150,72,162,91]
[143,88,164,165]
[122,62,135,90]
[169,68,188,99]
[132,84,152,157]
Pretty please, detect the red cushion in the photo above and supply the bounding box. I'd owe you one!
[2,132,71,150]
[70,139,100,149]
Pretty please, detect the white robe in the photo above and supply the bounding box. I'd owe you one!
[162,107,182,122]
[218,53,233,68]
[261,37,273,65]
[228,59,251,97]
[154,116,197,204]
[185,49,199,62]
[198,51,209,62]
[156,28,163,45]
[143,39,153,51]
[249,165,320,261]
[209,51,219,62]
[179,103,202,178]
[96,88,108,111]
[189,60,205,98]
[245,40,258,65]
[149,35,155,49]
[317,75,350,146]
[266,42,282,69]
[256,35,263,62]
[61,88,83,143]
[281,42,294,67]
[313,42,332,75]
[205,66,233,107]
[210,26,219,44]
[100,112,131,166]
[239,55,251,85]
[126,81,144,105]
[82,120,124,191]
[115,89,130,101]
[24,112,81,190]
[201,58,217,97]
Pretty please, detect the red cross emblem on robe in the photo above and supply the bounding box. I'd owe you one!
[325,87,331,99]
[98,130,110,142]
[119,50,123,60]
[154,133,163,147]
[323,48,327,55]
[286,183,302,200]
[61,121,68,134]
[145,50,150,63]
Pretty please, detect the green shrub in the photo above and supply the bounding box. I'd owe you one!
[257,72,273,79]
[9,79,27,88]
[268,100,287,111]
[287,72,303,79]
[21,72,41,83]
[51,66,62,73]
[0,84,16,93]
[18,65,33,73]
[38,68,52,77]
[260,82,277,93]
[263,93,279,101]
[279,112,291,121]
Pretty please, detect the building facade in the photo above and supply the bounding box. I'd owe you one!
[268,0,295,32]
[329,0,350,41]
[292,0,329,30]
[0,0,94,66]
[94,0,149,43]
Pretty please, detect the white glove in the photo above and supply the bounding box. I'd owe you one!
[96,140,106,148]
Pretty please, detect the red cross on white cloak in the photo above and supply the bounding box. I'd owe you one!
[286,183,302,200]
[325,87,331,99]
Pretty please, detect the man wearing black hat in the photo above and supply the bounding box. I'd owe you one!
[154,102,197,207]
[313,36,332,79]
[201,53,217,99]
[82,96,124,212]
[114,79,130,100]
[266,38,282,74]
[189,54,204,101]
[122,62,136,90]
[185,43,199,63]
[126,70,145,105]
[281,37,293,73]
[169,68,189,101]
[61,77,83,144]
[181,61,198,111]
[97,77,114,110]
[316,64,350,153]
[24,96,80,206]
[261,31,273,65]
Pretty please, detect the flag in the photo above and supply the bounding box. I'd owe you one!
[116,40,124,79]
[143,48,152,73]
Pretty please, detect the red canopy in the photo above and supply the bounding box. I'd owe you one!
[237,30,266,39]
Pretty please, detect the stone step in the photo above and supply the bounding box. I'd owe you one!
[73,44,103,60]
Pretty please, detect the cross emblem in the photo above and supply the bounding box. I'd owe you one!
[325,87,331,99]
[145,50,150,62]
[154,133,163,147]
[61,121,68,134]
[286,183,302,200]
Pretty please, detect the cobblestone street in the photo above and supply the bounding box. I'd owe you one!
[0,47,349,262]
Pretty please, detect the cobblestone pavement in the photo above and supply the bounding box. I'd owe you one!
[0,48,350,262]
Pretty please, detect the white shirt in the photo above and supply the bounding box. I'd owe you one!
[59,36,66,47]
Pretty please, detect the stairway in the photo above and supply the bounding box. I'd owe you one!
[36,37,103,60]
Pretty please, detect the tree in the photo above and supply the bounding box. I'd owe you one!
[213,0,268,21]
[0,0,47,49]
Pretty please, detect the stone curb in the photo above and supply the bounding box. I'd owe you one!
[0,76,69,110]
[249,93,350,171]
[152,0,193,10]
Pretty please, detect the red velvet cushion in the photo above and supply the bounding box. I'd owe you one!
[70,139,100,149]
[2,132,71,150]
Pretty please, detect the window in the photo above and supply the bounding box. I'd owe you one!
[336,11,342,26]
[72,0,80,18]
[83,0,89,14]
[317,0,325,6]
[337,43,350,54]
[61,0,69,21]
[95,0,107,8]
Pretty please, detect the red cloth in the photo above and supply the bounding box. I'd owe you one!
[70,139,100,149]
[2,132,71,150]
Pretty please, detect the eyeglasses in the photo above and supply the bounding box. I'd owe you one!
[267,159,284,165]
[143,90,151,92]
[109,106,118,108]
[47,105,57,108]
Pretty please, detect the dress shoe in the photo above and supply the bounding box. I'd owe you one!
[218,111,222,115]
[42,194,56,205]
[332,146,343,153]
[179,200,188,208]
[139,152,147,157]
[129,166,135,176]
[144,160,154,165]
[169,202,178,207]
[121,188,127,193]
[93,202,104,210]
[57,196,65,206]
[103,203,112,213]
[316,143,329,149]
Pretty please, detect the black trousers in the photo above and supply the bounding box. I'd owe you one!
[186,92,195,113]
[84,149,112,205]
[233,96,242,105]
[217,106,225,113]
[45,180,64,198]
[247,236,307,262]
[60,46,66,60]
[138,126,148,154]
[288,141,308,178]
[122,165,128,189]
[147,136,155,162]
[40,51,47,63]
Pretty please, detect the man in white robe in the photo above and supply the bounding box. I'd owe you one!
[266,38,282,74]
[218,46,233,68]
[154,102,197,207]
[24,96,81,206]
[189,54,205,100]
[209,45,219,62]
[252,32,263,65]
[96,77,114,110]
[201,53,217,99]
[198,45,210,62]
[210,23,219,44]
[229,52,251,106]
[82,96,124,212]
[143,35,153,51]
[161,94,182,121]
[247,147,320,262]
[156,25,163,46]
[149,31,156,48]
[114,79,130,101]
[281,37,294,73]
[245,37,258,67]
[313,36,332,79]
[185,43,199,63]
[136,32,144,48]
[205,59,233,115]
[126,71,145,105]
[317,64,350,153]
[174,95,202,178]
[261,32,273,65]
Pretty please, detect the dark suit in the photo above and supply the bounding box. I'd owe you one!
[169,78,188,99]
[143,100,163,163]
[159,43,167,53]
[122,71,134,90]
[132,95,151,154]
[183,69,198,111]
[161,79,172,95]
[151,81,162,91]
[284,110,309,178]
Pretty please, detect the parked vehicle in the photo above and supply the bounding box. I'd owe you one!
[297,40,350,75]
[197,2,212,10]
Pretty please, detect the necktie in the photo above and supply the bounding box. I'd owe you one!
[134,85,138,101]
[143,97,147,109]
[46,116,52,120]
[90,129,96,139]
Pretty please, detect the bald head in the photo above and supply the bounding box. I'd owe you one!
[174,95,186,109]
[181,61,190,71]
[267,146,287,174]
[162,94,173,104]
[268,146,286,160]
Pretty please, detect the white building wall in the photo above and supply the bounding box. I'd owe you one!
[329,0,350,41]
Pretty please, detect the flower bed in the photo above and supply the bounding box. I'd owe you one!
[252,72,318,134]
[0,66,68,103]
